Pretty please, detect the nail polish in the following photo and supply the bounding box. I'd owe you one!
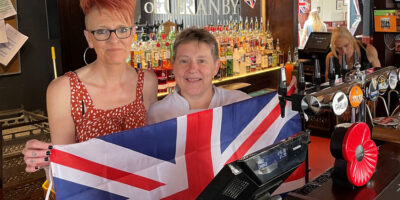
[48,145,53,150]
[44,157,49,162]
[46,151,51,156]
[35,166,39,170]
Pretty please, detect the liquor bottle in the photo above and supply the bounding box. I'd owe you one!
[266,20,273,51]
[238,42,247,75]
[233,42,241,75]
[136,54,142,69]
[226,44,234,77]
[285,47,294,85]
[144,41,152,70]
[276,38,284,67]
[130,33,138,68]
[167,26,176,58]
[219,45,227,79]
[271,40,278,68]
[291,47,299,80]
[250,17,254,32]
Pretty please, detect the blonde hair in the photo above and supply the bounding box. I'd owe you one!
[309,11,324,32]
[330,26,363,58]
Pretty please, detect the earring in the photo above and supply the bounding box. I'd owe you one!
[83,47,90,65]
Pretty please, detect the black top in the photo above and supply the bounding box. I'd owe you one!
[332,43,373,78]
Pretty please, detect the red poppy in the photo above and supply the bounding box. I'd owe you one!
[342,123,378,186]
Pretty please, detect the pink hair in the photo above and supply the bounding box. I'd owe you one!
[80,0,136,24]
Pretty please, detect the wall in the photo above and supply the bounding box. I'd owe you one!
[311,0,348,22]
[0,0,62,112]
[374,0,400,67]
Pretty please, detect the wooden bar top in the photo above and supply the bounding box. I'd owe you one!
[287,142,400,200]
[372,125,400,144]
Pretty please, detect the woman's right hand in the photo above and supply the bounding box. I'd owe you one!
[22,139,53,172]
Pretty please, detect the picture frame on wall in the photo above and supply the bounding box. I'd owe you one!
[336,0,343,10]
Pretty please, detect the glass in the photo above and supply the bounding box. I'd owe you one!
[89,27,133,41]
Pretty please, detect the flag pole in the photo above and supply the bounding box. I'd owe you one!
[51,46,57,79]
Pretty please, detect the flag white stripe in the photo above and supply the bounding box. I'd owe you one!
[248,101,299,154]
[55,139,175,180]
[217,94,280,166]
[210,107,223,175]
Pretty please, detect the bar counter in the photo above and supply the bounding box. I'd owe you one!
[287,142,400,200]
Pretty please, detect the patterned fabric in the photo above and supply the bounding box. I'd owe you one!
[66,70,146,142]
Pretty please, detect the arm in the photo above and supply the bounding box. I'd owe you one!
[22,76,76,172]
[365,44,381,68]
[142,69,158,110]
[325,52,334,82]
[300,27,308,48]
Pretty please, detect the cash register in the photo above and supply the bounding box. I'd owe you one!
[197,131,309,200]
[299,32,332,82]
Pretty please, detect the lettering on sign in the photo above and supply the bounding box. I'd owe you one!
[332,91,348,116]
[349,86,363,108]
[144,0,240,15]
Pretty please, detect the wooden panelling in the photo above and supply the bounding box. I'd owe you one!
[266,0,298,58]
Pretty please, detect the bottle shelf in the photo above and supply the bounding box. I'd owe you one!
[157,66,280,98]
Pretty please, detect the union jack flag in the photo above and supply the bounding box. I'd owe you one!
[244,0,257,9]
[299,0,309,14]
[50,86,302,199]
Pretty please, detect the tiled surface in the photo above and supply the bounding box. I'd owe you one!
[308,135,335,180]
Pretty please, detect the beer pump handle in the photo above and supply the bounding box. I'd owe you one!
[341,53,348,78]
[314,58,321,90]
[298,62,305,93]
[329,56,336,85]
[278,67,287,118]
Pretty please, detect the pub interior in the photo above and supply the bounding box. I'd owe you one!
[1,0,400,199]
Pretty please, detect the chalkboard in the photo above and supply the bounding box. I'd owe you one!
[0,0,20,76]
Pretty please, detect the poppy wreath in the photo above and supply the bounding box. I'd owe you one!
[330,122,378,187]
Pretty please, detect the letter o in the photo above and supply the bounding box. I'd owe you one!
[144,2,154,13]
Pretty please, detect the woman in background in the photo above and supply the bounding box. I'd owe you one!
[22,0,158,172]
[300,8,327,48]
[324,26,380,81]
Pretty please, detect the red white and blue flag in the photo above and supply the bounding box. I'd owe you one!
[50,86,303,199]
[298,0,310,14]
[244,0,257,9]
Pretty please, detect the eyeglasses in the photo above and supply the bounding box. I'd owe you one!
[89,27,133,41]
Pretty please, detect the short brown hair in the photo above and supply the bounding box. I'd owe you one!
[80,0,136,27]
[172,27,219,62]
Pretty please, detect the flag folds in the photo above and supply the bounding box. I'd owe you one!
[50,89,302,199]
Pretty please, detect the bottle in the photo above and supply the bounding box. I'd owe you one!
[130,34,138,68]
[233,42,241,75]
[144,41,152,70]
[226,44,234,77]
[276,38,284,67]
[266,20,273,51]
[238,42,247,75]
[167,26,176,58]
[285,48,294,85]
[219,45,227,79]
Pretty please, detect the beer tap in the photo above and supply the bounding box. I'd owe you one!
[278,66,306,118]
[341,53,348,80]
[328,56,336,86]
[278,67,287,118]
[353,51,365,84]
[298,62,305,94]
[314,59,321,91]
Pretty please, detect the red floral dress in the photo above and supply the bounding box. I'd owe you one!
[66,70,146,142]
